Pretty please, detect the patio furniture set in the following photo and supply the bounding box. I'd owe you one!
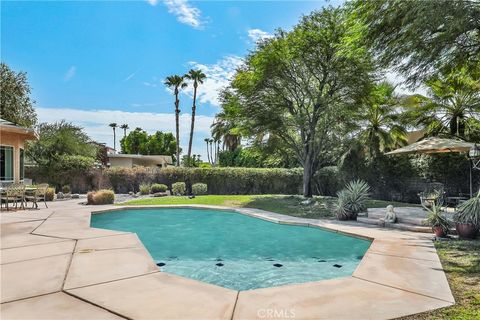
[0,183,49,211]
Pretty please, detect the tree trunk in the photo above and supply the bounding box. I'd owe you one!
[209,142,213,165]
[113,129,116,153]
[187,83,197,160]
[175,91,180,167]
[206,142,211,164]
[303,151,314,198]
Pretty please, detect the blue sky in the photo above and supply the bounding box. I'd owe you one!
[1,0,341,158]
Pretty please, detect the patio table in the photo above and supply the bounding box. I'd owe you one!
[446,196,469,208]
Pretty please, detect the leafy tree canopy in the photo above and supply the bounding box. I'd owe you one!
[355,81,407,157]
[0,62,37,127]
[120,128,177,157]
[218,7,375,196]
[26,121,97,166]
[402,65,480,140]
[353,0,480,85]
[25,121,97,187]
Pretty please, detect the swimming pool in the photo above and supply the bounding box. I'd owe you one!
[91,208,371,290]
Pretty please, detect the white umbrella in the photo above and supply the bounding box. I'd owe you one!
[386,136,475,155]
[386,137,478,197]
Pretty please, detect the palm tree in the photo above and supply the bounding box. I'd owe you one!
[120,124,129,139]
[204,138,211,164]
[109,123,118,152]
[211,117,241,151]
[357,82,407,157]
[208,139,214,164]
[185,69,207,161]
[403,67,480,138]
[165,75,188,166]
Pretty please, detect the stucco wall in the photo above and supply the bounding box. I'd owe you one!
[109,157,134,168]
[0,131,27,182]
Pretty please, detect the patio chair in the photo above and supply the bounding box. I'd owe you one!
[25,183,49,209]
[2,183,26,210]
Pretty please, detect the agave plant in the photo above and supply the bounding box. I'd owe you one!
[335,190,350,220]
[454,190,480,227]
[424,201,450,236]
[335,180,370,220]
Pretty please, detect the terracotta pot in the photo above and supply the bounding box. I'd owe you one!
[455,223,479,239]
[433,226,446,238]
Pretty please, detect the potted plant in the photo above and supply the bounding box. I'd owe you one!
[424,201,450,237]
[335,180,370,221]
[454,191,480,239]
[418,186,444,209]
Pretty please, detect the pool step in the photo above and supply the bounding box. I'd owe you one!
[366,209,427,226]
[357,217,432,233]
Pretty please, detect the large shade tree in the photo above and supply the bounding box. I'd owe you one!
[0,63,37,127]
[26,121,97,188]
[354,0,480,85]
[120,128,177,157]
[221,8,374,197]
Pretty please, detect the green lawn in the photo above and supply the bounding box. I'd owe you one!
[400,239,480,320]
[120,194,418,219]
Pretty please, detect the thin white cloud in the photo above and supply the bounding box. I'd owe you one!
[163,0,203,29]
[143,81,158,88]
[247,28,273,43]
[36,107,214,159]
[123,68,141,82]
[185,55,243,107]
[146,0,159,5]
[63,66,76,82]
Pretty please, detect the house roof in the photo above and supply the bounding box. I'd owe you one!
[107,153,173,164]
[0,118,37,140]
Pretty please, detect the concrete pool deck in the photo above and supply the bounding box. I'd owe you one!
[1,200,454,319]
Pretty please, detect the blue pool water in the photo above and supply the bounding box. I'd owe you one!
[91,208,371,290]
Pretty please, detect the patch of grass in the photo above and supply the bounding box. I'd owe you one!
[120,194,418,219]
[399,239,480,320]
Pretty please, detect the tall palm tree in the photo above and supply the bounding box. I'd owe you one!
[403,67,480,138]
[357,82,407,157]
[165,75,188,166]
[109,123,118,152]
[204,138,211,164]
[208,139,214,164]
[120,124,129,139]
[185,69,207,161]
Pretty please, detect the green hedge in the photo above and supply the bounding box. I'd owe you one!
[103,167,304,195]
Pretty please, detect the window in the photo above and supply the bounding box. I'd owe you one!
[0,146,14,181]
[20,148,25,180]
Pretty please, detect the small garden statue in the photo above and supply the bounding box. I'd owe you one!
[384,205,397,223]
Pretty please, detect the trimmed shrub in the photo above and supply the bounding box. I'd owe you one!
[62,185,71,194]
[172,182,186,195]
[45,187,55,201]
[192,183,208,195]
[139,183,150,195]
[87,189,115,205]
[150,183,168,193]
[87,191,94,205]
